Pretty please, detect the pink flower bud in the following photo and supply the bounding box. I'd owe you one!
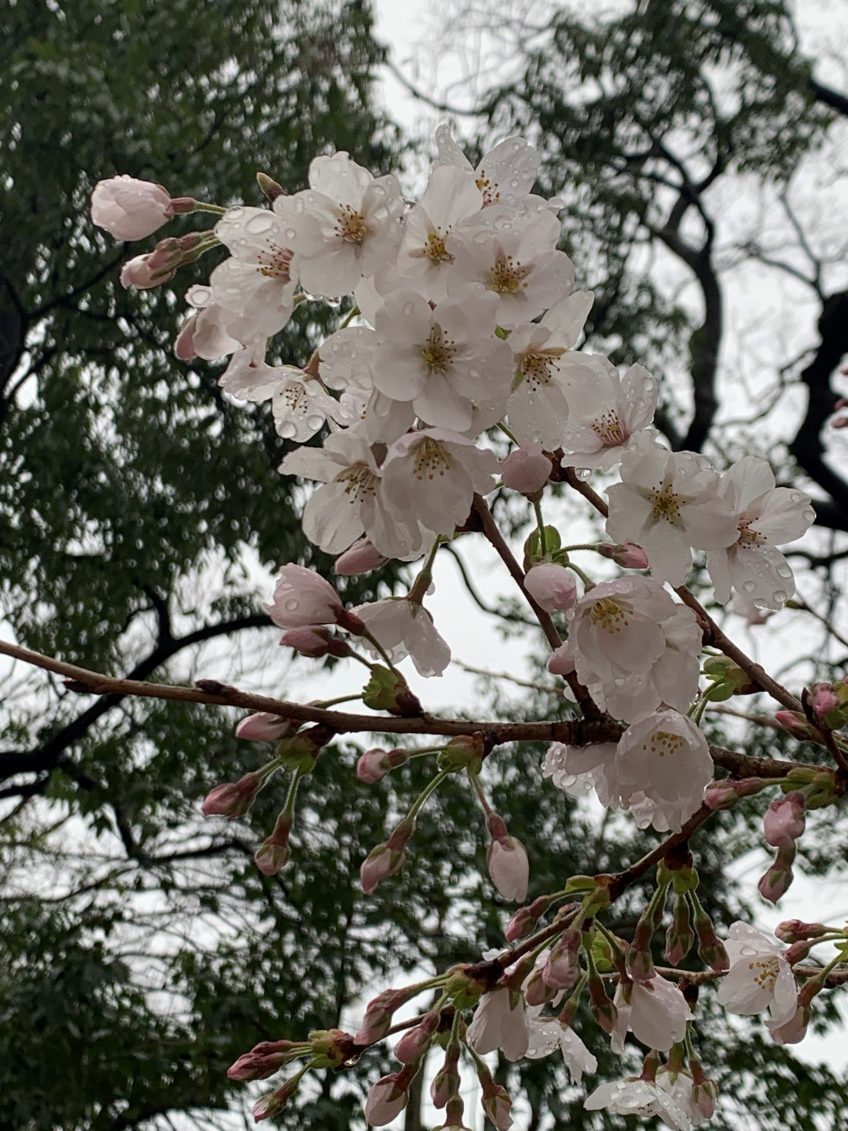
[200,772,263,818]
[356,747,409,783]
[542,928,581,990]
[280,625,334,656]
[547,642,576,676]
[704,776,771,810]
[227,1040,299,1081]
[365,1074,409,1127]
[523,967,558,1006]
[90,175,173,240]
[486,835,529,902]
[235,712,291,743]
[481,1082,513,1131]
[524,563,578,614]
[770,1004,809,1045]
[810,681,839,718]
[775,919,826,943]
[254,815,292,876]
[334,538,389,576]
[360,843,404,894]
[120,252,175,290]
[394,1009,440,1063]
[763,792,806,847]
[355,988,413,1045]
[612,542,649,569]
[758,844,795,904]
[505,894,554,942]
[500,446,551,494]
[252,1074,302,1121]
[266,565,344,629]
[775,710,816,741]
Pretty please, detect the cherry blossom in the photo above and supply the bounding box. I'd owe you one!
[380,428,499,537]
[716,923,798,1027]
[705,455,815,610]
[352,598,451,677]
[607,440,738,587]
[584,1078,693,1130]
[524,563,578,614]
[525,1008,598,1084]
[611,974,693,1052]
[371,289,512,431]
[465,987,530,1061]
[500,446,552,494]
[210,207,297,340]
[560,358,658,470]
[487,835,530,901]
[266,565,345,629]
[273,152,403,297]
[434,124,541,207]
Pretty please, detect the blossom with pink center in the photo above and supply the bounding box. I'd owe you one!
[568,576,702,720]
[352,598,450,677]
[273,152,403,297]
[380,164,483,303]
[500,446,552,494]
[266,565,344,629]
[705,455,815,609]
[611,974,693,1053]
[380,428,499,537]
[607,440,738,587]
[447,203,575,327]
[584,1078,692,1130]
[560,357,658,470]
[434,123,541,207]
[525,1007,598,1084]
[210,206,297,340]
[91,175,173,240]
[524,563,578,614]
[715,922,798,1026]
[372,289,512,431]
[279,432,426,559]
[504,291,594,447]
[465,986,530,1061]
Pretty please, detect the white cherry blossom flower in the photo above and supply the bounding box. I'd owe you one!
[352,598,450,677]
[706,455,815,609]
[606,440,738,587]
[211,206,297,339]
[560,358,658,470]
[279,432,425,558]
[434,123,541,207]
[716,922,797,1027]
[585,1078,693,1130]
[447,204,575,327]
[615,709,712,832]
[274,153,403,297]
[175,284,245,361]
[525,1007,598,1084]
[611,974,693,1053]
[505,290,594,447]
[91,175,172,240]
[380,164,483,303]
[465,987,529,1062]
[568,576,701,720]
[372,289,512,431]
[380,428,499,537]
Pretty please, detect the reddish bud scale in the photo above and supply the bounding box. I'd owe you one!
[692,905,729,972]
[394,1009,440,1064]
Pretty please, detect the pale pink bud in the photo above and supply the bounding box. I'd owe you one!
[612,542,648,569]
[120,253,174,290]
[360,843,404,894]
[334,538,389,576]
[227,1040,298,1081]
[763,792,806,847]
[758,843,795,903]
[775,710,817,741]
[235,712,290,743]
[500,446,551,494]
[280,625,335,656]
[365,1074,408,1126]
[394,1009,440,1063]
[90,175,172,240]
[547,642,576,676]
[542,928,581,990]
[524,563,578,614]
[200,772,262,818]
[774,919,826,943]
[267,565,344,629]
[356,747,408,783]
[482,1083,513,1131]
[252,1074,301,1121]
[254,840,289,875]
[810,681,838,718]
[486,836,529,902]
[505,894,554,942]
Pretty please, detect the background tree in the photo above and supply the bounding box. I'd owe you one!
[2,1,848,1130]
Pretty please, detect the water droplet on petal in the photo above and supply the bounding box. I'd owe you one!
[742,579,756,593]
[575,467,592,480]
